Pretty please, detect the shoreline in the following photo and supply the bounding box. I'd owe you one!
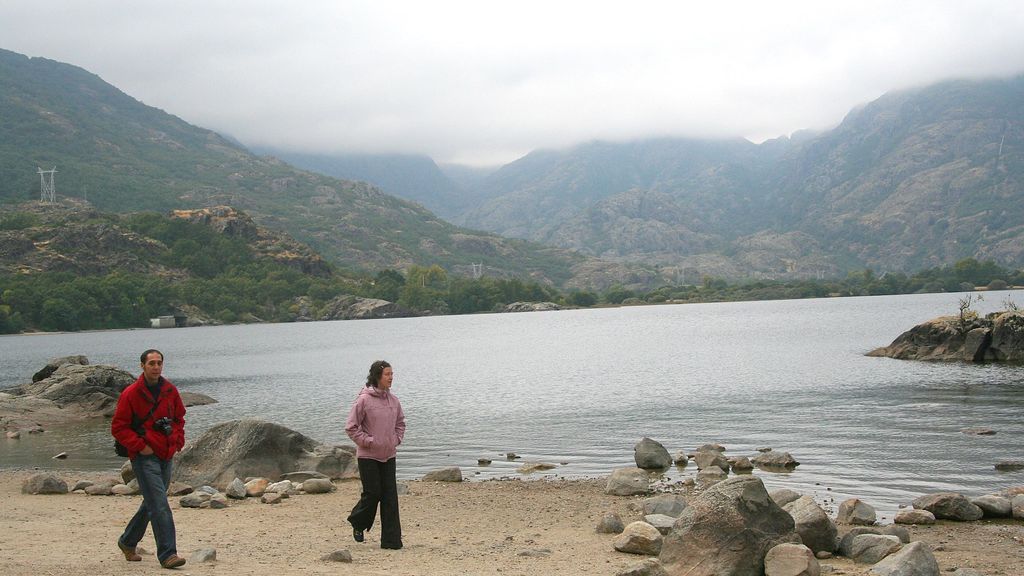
[3,468,1023,575]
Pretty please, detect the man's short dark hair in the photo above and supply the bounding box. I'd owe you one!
[140,349,164,364]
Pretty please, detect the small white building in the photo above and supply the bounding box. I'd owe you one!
[150,316,176,328]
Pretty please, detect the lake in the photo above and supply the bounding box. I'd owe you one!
[2,290,1022,518]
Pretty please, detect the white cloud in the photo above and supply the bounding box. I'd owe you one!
[2,0,1023,165]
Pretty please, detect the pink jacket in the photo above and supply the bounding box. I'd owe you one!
[345,386,406,462]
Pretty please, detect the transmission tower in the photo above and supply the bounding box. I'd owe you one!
[38,167,57,203]
[471,263,483,279]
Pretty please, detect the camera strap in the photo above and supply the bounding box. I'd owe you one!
[130,386,162,436]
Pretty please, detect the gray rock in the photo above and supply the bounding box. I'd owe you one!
[836,498,877,525]
[971,495,1012,517]
[730,456,754,472]
[659,476,800,576]
[615,558,669,576]
[634,437,672,470]
[180,492,211,508]
[770,488,803,508]
[517,548,553,557]
[225,478,247,499]
[784,496,838,554]
[614,521,663,556]
[19,363,132,413]
[988,310,1024,362]
[280,470,328,483]
[764,543,820,576]
[32,355,89,382]
[179,391,218,407]
[502,301,563,313]
[190,548,217,563]
[318,294,415,320]
[261,492,283,504]
[880,525,911,544]
[172,419,358,488]
[111,483,135,496]
[120,460,134,484]
[752,450,800,469]
[960,427,996,435]
[894,508,936,525]
[672,451,689,466]
[994,460,1024,471]
[911,493,983,521]
[517,462,557,474]
[848,534,902,564]
[642,494,688,517]
[868,541,939,576]
[643,514,677,535]
[1013,494,1024,519]
[302,478,335,494]
[422,466,463,482]
[71,480,94,492]
[694,449,730,471]
[166,481,193,496]
[85,483,114,496]
[606,468,650,496]
[21,473,68,495]
[837,527,881,557]
[266,480,296,494]
[209,494,229,509]
[596,512,625,534]
[321,549,353,563]
[951,569,985,576]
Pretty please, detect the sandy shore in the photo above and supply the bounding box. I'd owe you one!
[1,469,1022,576]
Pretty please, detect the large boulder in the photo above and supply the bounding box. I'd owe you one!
[172,419,357,488]
[836,498,877,525]
[868,541,939,576]
[659,476,799,576]
[614,521,663,556]
[32,355,89,382]
[783,496,837,554]
[764,543,819,576]
[643,494,688,517]
[606,468,651,496]
[635,437,672,470]
[971,495,1012,518]
[422,467,463,482]
[988,311,1024,361]
[22,473,69,494]
[911,493,983,521]
[693,449,730,471]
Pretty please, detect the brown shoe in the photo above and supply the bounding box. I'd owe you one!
[160,555,186,569]
[117,540,141,562]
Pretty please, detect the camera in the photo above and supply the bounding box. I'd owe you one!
[153,417,173,435]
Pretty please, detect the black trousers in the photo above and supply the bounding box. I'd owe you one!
[348,457,402,547]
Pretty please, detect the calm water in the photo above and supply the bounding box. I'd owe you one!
[2,291,1023,518]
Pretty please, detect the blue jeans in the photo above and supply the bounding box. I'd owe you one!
[120,454,177,562]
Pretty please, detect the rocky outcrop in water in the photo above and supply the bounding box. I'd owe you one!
[317,294,416,320]
[1,358,134,431]
[868,310,1024,362]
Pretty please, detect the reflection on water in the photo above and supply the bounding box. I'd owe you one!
[2,290,1023,517]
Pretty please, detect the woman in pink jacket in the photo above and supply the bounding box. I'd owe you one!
[345,360,406,549]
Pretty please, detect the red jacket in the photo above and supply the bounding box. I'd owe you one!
[111,375,186,461]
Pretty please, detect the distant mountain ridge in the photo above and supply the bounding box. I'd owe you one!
[4,45,1022,284]
[0,47,656,290]
[444,76,1024,278]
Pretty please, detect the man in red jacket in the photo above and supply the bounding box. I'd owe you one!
[111,349,187,569]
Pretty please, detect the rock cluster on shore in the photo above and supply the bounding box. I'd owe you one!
[598,437,1023,576]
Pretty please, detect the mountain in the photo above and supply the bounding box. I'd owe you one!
[254,149,472,220]
[436,76,1024,279]
[0,48,636,288]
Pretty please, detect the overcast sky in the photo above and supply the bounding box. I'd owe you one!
[2,1,1024,166]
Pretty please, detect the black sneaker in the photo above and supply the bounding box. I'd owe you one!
[353,528,364,543]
